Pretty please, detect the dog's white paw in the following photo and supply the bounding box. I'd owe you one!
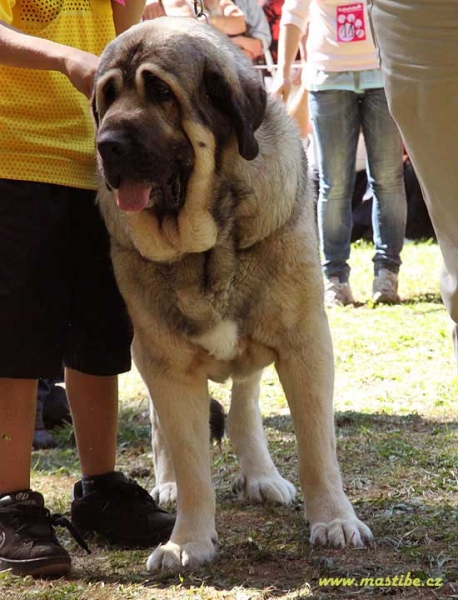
[146,537,217,572]
[310,517,373,548]
[151,482,177,506]
[232,473,296,505]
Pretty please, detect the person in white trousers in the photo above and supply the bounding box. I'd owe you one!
[368,0,458,365]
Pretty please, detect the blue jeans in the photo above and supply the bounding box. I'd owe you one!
[309,87,407,282]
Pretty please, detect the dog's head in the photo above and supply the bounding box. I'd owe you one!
[93,17,267,215]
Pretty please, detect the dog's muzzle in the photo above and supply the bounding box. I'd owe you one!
[97,129,193,214]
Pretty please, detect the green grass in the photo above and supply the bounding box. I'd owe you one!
[3,239,458,599]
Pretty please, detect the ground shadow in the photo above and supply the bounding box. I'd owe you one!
[264,410,458,435]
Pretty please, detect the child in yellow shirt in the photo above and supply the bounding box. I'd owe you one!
[0,0,174,578]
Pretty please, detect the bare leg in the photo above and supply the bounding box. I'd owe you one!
[0,379,37,494]
[228,371,296,505]
[64,368,118,477]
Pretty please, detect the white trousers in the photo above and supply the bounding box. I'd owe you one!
[370,0,458,364]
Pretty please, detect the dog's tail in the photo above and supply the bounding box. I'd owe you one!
[210,397,225,445]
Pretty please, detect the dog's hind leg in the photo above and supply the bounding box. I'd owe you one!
[149,399,177,506]
[150,396,225,507]
[227,370,296,505]
[275,312,373,548]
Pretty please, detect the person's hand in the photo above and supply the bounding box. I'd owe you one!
[288,84,311,137]
[231,36,263,61]
[61,48,99,99]
[270,73,292,103]
[143,0,166,20]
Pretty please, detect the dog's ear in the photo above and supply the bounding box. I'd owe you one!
[203,61,266,161]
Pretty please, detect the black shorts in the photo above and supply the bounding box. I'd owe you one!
[0,179,133,379]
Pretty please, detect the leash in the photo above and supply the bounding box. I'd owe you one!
[193,0,208,22]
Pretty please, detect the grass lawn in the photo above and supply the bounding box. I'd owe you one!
[2,239,457,599]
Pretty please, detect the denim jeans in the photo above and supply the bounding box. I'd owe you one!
[309,87,407,282]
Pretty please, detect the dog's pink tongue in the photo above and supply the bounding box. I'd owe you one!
[116,181,152,212]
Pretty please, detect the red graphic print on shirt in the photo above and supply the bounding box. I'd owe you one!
[336,3,367,42]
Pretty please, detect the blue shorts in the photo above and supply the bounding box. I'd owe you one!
[0,179,132,379]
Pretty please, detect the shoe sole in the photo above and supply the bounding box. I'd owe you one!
[372,294,400,305]
[75,523,173,549]
[87,530,172,549]
[325,299,354,307]
[0,556,71,578]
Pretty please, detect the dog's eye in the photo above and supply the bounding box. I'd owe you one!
[142,72,173,102]
[102,79,117,108]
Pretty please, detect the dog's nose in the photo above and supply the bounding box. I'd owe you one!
[97,131,130,160]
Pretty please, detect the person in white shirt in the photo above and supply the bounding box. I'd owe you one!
[273,0,407,307]
[231,0,272,61]
[144,0,246,35]
[143,0,268,62]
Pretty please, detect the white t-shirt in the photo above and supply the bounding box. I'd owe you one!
[280,0,379,72]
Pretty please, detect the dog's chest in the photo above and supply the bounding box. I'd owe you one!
[200,329,276,383]
[157,242,241,328]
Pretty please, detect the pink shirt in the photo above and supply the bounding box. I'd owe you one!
[280,0,379,72]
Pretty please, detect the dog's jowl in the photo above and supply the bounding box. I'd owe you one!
[94,17,373,572]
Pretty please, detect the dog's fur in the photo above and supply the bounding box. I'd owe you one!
[93,17,372,571]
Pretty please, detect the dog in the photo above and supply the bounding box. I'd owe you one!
[93,17,373,571]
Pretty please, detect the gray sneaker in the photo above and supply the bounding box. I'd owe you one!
[372,268,400,305]
[324,277,355,307]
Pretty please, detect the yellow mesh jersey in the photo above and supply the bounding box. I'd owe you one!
[0,0,115,190]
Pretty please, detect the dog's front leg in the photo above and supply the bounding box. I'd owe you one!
[276,311,373,548]
[140,368,217,572]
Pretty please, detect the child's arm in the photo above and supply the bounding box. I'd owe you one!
[0,21,98,98]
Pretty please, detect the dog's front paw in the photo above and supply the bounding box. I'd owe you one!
[146,537,217,572]
[232,472,296,505]
[151,482,177,506]
[310,517,373,548]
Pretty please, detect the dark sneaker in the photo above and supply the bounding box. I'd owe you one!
[0,491,71,577]
[33,428,56,450]
[71,472,175,548]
